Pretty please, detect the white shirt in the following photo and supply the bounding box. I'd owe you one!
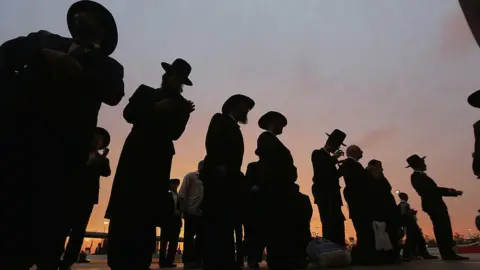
[347,156,358,162]
[178,171,204,216]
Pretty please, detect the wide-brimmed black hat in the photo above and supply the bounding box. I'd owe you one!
[468,90,480,108]
[406,154,426,168]
[67,0,118,56]
[258,111,287,130]
[170,178,180,185]
[95,127,110,149]
[325,129,347,148]
[221,94,255,114]
[161,58,193,86]
[459,0,480,48]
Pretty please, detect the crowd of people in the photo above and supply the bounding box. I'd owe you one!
[1,1,480,270]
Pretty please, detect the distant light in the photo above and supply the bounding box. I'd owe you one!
[104,221,109,225]
[395,190,400,194]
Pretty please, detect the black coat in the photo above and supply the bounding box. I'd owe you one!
[201,113,245,210]
[366,171,399,223]
[473,120,480,176]
[410,171,457,213]
[78,153,111,205]
[339,158,369,219]
[311,148,343,207]
[256,131,297,197]
[161,191,182,241]
[0,30,123,197]
[105,84,191,222]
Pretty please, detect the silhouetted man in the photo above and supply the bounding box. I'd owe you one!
[256,111,298,269]
[159,179,183,268]
[0,1,124,269]
[106,58,195,270]
[340,145,375,264]
[311,129,346,246]
[291,184,313,269]
[397,192,437,260]
[179,161,204,269]
[60,127,112,270]
[201,94,255,270]
[365,159,401,264]
[407,154,468,260]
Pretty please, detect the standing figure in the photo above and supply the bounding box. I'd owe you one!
[159,179,183,268]
[105,58,195,270]
[467,90,480,178]
[291,184,313,269]
[0,1,124,268]
[365,159,401,264]
[179,160,204,269]
[397,192,437,260]
[200,94,255,270]
[60,127,112,270]
[244,159,266,269]
[311,129,346,246]
[340,145,375,264]
[406,154,468,260]
[255,111,298,269]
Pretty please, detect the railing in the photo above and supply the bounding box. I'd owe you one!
[84,231,184,242]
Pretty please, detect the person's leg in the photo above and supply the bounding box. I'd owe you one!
[194,216,204,264]
[62,204,94,266]
[159,239,168,266]
[235,224,244,267]
[182,214,195,264]
[428,210,455,258]
[166,237,179,265]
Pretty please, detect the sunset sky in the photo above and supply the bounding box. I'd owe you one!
[2,0,480,239]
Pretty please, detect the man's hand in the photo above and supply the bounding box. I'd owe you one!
[155,98,176,111]
[186,100,195,113]
[42,49,83,78]
[456,190,464,196]
[102,148,110,157]
[333,150,344,159]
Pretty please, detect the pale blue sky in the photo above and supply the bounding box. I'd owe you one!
[2,0,480,236]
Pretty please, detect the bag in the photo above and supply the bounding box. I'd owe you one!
[306,237,351,268]
[372,221,393,251]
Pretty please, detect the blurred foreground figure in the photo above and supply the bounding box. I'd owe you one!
[60,127,112,270]
[0,1,124,269]
[255,111,299,269]
[105,58,194,270]
[200,94,254,270]
[179,161,204,269]
[311,129,346,247]
[407,154,468,260]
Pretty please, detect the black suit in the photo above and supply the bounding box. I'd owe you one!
[0,30,124,269]
[201,113,245,270]
[159,191,182,266]
[311,148,345,246]
[340,158,375,264]
[106,84,191,269]
[256,131,298,269]
[472,121,480,177]
[410,171,457,258]
[62,153,111,267]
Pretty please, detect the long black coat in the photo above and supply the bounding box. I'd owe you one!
[78,153,111,205]
[311,148,343,210]
[366,172,399,223]
[105,85,191,223]
[201,113,245,211]
[473,120,480,176]
[256,131,297,197]
[0,30,124,200]
[410,172,457,213]
[339,158,370,220]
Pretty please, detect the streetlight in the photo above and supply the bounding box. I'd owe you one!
[103,221,109,233]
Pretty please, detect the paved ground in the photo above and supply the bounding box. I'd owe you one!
[46,254,479,270]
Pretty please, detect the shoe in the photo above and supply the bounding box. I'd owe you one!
[442,254,469,261]
[421,254,438,260]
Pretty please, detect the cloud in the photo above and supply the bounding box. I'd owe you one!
[356,127,399,148]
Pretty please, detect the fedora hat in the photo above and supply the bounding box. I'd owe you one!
[325,129,347,148]
[221,94,255,114]
[459,0,480,48]
[258,111,287,130]
[170,178,180,185]
[67,0,118,56]
[468,90,480,108]
[161,58,193,86]
[95,127,110,149]
[405,154,426,168]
